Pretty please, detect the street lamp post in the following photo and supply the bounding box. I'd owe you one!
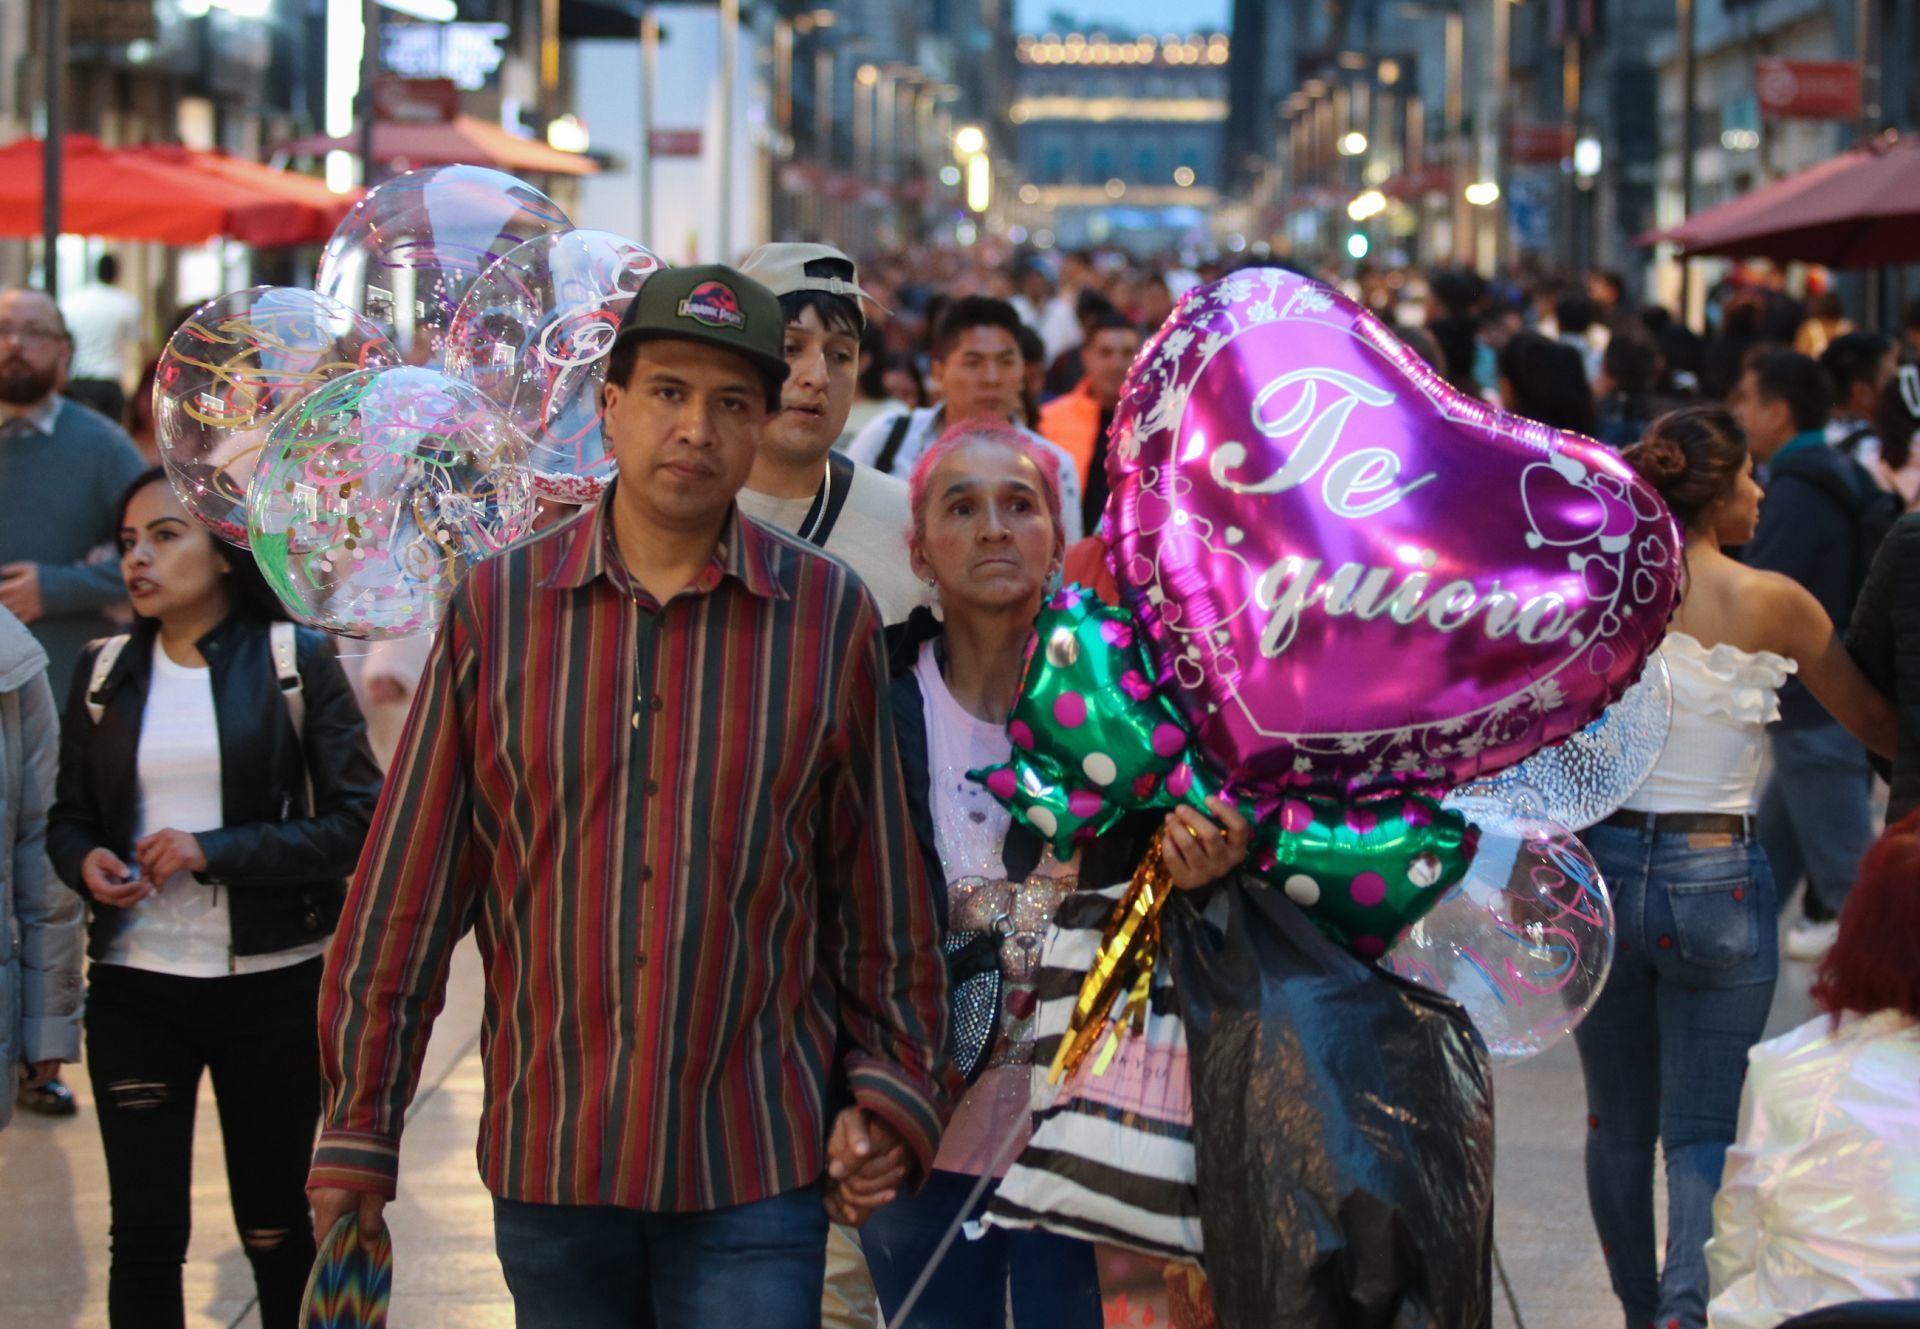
[1678,0,1696,327]
[638,7,658,248]
[40,0,64,298]
[718,0,738,262]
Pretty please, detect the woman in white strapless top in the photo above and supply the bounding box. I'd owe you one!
[1573,406,1899,1329]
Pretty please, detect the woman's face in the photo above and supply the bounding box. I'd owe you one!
[120,479,231,623]
[1708,455,1764,546]
[911,440,1061,617]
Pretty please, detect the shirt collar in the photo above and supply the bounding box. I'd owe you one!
[543,485,787,603]
[1777,428,1827,459]
[0,395,62,436]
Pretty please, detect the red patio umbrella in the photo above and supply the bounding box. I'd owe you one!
[0,134,316,246]
[125,144,361,236]
[1637,134,1920,268]
[279,114,599,178]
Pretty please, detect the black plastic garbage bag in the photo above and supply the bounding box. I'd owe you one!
[1163,877,1496,1329]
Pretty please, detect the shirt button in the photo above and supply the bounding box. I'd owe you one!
[635,952,649,968]
[638,866,654,883]
[649,696,665,713]
[644,778,659,796]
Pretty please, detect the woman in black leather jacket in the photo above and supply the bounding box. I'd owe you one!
[47,468,381,1329]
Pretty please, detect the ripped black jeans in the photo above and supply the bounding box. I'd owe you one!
[84,959,323,1329]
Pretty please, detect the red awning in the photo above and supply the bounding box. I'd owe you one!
[0,134,324,246]
[125,144,361,236]
[1636,134,1920,268]
[279,115,599,178]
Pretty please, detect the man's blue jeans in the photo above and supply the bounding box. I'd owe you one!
[493,1184,829,1329]
[1573,823,1778,1329]
[1758,720,1874,919]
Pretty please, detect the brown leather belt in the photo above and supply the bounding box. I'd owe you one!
[1601,809,1755,838]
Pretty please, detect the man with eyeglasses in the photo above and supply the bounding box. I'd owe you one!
[0,288,145,708]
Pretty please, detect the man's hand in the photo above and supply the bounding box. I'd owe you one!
[0,563,43,624]
[310,1187,388,1249]
[134,829,207,885]
[822,1107,909,1227]
[81,847,151,907]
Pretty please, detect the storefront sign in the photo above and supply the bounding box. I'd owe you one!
[649,129,703,157]
[1755,59,1861,121]
[1508,122,1573,165]
[381,21,508,92]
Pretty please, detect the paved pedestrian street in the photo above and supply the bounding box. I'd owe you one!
[0,932,1819,1328]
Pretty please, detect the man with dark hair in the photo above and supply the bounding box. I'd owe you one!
[735,243,923,625]
[1554,292,1608,383]
[0,288,145,705]
[1040,309,1142,534]
[60,253,142,423]
[1820,330,1897,464]
[1594,335,1663,447]
[847,296,1084,540]
[310,265,948,1325]
[1733,350,1888,959]
[1044,289,1118,397]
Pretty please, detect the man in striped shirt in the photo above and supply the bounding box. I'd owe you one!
[309,266,950,1327]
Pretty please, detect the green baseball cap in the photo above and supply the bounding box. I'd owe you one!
[610,264,790,409]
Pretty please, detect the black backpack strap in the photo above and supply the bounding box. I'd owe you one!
[795,451,857,548]
[874,412,915,477]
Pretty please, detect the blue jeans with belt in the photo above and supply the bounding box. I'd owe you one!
[493,1184,829,1329]
[1573,822,1777,1329]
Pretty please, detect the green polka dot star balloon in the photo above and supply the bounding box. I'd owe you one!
[1247,793,1480,959]
[970,584,1219,861]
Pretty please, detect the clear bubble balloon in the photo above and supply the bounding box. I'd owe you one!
[443,230,662,503]
[154,287,397,547]
[315,165,573,366]
[1461,653,1673,831]
[1380,793,1615,1062]
[247,367,535,639]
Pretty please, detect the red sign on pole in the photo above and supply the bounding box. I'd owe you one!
[1508,122,1574,165]
[1755,59,1862,121]
[648,129,703,157]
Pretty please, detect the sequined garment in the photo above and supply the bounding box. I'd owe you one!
[916,639,1080,1174]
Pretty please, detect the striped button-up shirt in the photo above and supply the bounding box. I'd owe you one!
[309,497,949,1211]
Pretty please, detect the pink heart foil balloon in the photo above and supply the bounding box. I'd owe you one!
[1105,269,1681,802]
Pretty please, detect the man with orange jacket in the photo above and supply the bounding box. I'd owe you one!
[1039,311,1143,536]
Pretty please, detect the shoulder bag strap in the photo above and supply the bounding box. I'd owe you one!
[873,412,915,477]
[796,451,859,549]
[86,635,131,725]
[270,621,304,737]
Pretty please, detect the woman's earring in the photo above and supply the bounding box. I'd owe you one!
[923,576,941,615]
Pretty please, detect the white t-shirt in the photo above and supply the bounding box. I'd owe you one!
[737,462,926,625]
[98,641,328,977]
[60,283,142,383]
[844,405,1086,544]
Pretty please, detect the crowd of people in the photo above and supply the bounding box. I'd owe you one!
[0,231,1915,1329]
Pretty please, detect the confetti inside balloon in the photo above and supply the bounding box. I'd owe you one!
[1246,792,1479,960]
[970,584,1219,861]
[155,287,397,546]
[316,165,574,366]
[247,367,535,639]
[1380,793,1615,1062]
[1457,651,1673,832]
[444,230,662,503]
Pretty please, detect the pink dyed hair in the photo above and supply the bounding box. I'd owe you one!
[905,420,1066,547]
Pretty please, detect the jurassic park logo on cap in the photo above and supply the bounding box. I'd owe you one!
[677,280,747,331]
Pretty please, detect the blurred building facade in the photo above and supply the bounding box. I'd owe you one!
[1007,30,1228,251]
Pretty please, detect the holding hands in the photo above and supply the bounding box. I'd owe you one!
[823,1107,910,1228]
